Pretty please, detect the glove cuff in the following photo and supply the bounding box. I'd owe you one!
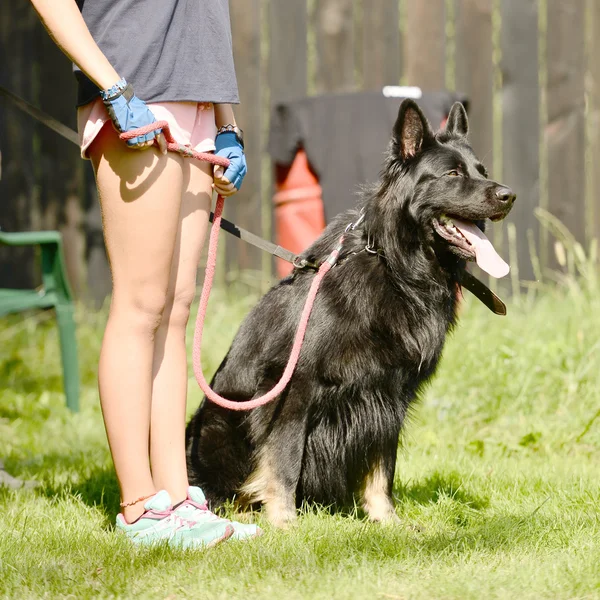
[216,125,244,150]
[101,80,136,131]
[100,78,129,101]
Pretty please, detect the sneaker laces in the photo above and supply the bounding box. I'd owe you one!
[143,508,195,530]
[179,499,229,523]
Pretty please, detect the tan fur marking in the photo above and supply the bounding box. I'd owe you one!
[361,461,399,523]
[238,448,297,528]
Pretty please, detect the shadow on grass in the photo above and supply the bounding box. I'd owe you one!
[40,464,121,527]
[294,471,489,524]
[394,470,489,510]
[32,465,487,533]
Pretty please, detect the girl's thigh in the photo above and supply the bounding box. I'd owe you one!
[88,122,186,311]
[165,160,214,311]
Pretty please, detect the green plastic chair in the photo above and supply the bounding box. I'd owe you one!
[0,230,79,412]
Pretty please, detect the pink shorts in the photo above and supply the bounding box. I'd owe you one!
[77,99,217,159]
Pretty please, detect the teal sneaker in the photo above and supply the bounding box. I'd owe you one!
[174,486,262,541]
[116,490,233,549]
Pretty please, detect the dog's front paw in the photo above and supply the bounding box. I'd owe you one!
[363,495,400,524]
[265,500,297,529]
[368,509,401,525]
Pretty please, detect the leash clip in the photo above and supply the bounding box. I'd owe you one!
[345,209,366,233]
[293,256,319,270]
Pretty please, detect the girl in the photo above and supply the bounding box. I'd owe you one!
[30,0,258,547]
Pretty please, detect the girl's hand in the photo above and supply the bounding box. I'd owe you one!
[101,79,167,153]
[213,130,247,196]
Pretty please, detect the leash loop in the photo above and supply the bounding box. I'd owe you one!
[120,120,230,168]
[121,122,341,412]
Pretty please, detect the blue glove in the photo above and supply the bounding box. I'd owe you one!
[214,131,247,190]
[100,78,161,147]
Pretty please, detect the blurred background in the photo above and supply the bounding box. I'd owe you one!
[0,0,597,304]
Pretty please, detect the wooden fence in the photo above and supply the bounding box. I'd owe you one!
[1,0,599,305]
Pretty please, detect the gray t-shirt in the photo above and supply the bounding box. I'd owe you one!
[75,0,239,106]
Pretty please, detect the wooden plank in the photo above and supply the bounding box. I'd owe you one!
[546,0,586,262]
[454,0,493,164]
[268,1,308,282]
[586,0,600,245]
[270,0,308,105]
[37,27,85,299]
[500,0,539,281]
[229,0,263,274]
[314,0,355,93]
[361,0,401,89]
[404,0,446,91]
[0,3,40,289]
[0,4,87,299]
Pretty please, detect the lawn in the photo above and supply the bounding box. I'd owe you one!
[1,268,599,599]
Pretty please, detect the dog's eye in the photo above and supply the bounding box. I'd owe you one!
[446,169,461,177]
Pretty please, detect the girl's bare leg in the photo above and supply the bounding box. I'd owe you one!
[89,123,185,522]
[149,160,213,503]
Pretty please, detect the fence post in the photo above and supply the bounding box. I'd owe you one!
[361,0,401,90]
[454,0,493,165]
[500,0,539,281]
[229,0,263,276]
[314,0,356,93]
[404,1,446,91]
[37,27,84,299]
[270,0,308,105]
[588,0,600,244]
[0,5,43,289]
[546,0,586,267]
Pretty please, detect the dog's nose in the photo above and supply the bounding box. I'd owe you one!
[495,186,516,204]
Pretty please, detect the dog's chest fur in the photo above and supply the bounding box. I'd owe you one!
[296,234,460,385]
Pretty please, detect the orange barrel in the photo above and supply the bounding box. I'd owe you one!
[273,149,326,277]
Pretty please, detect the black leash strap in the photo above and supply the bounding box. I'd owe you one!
[0,83,301,265]
[0,84,79,146]
[208,211,298,264]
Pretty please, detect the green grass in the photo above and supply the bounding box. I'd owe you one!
[1,276,600,599]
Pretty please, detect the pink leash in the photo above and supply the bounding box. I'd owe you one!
[121,121,344,411]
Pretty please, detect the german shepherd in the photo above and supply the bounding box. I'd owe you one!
[186,99,515,527]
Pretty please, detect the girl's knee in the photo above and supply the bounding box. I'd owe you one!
[165,286,196,328]
[113,287,170,334]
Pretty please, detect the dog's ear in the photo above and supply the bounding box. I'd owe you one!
[445,102,469,137]
[392,99,434,161]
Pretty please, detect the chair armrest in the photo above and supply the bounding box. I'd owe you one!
[0,230,62,247]
[0,229,74,303]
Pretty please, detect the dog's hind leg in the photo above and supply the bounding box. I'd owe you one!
[360,453,400,523]
[239,391,309,528]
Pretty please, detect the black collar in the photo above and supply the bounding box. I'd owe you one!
[294,213,507,316]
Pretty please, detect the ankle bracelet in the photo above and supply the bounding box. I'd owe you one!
[120,492,154,508]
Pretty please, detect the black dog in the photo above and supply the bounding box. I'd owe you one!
[186,100,515,527]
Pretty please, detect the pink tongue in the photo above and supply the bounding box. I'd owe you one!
[452,218,510,278]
